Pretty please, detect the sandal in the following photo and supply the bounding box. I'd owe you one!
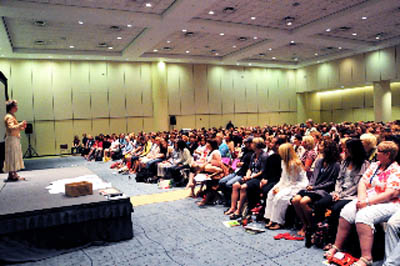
[352,257,373,266]
[224,209,235,215]
[265,221,273,228]
[229,213,242,220]
[324,244,340,259]
[268,224,282,230]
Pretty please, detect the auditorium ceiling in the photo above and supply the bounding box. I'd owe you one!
[0,0,399,68]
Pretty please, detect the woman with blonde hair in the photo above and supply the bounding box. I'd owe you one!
[360,133,377,162]
[264,143,308,230]
[3,100,27,181]
[300,135,317,179]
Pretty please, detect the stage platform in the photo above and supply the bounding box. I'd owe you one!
[0,167,133,263]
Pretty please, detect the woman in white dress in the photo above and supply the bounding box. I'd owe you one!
[264,143,308,230]
[3,100,27,181]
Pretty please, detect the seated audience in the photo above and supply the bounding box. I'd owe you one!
[325,141,400,266]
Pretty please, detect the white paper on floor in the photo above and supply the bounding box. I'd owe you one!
[46,174,112,194]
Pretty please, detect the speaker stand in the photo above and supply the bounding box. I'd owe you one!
[23,134,39,158]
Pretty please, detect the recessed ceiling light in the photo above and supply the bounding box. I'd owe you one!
[153,49,158,52]
[294,58,298,61]
[251,16,256,20]
[315,53,318,56]
[362,16,367,20]
[219,33,225,36]
[85,57,89,59]
[352,32,357,36]
[69,45,75,48]
[376,36,380,40]
[182,29,187,32]
[236,63,239,65]
[238,37,247,41]
[48,56,52,58]
[166,40,171,43]
[272,57,276,60]
[338,46,342,49]
[232,45,237,48]
[253,36,258,40]
[326,28,331,32]
[145,3,152,7]
[215,53,219,56]
[317,60,321,63]
[117,37,122,40]
[248,63,252,66]
[185,50,190,54]
[259,53,266,56]
[208,10,214,15]
[268,48,272,51]
[284,16,295,26]
[108,46,113,50]
[127,24,132,28]
[78,21,84,25]
[290,40,295,44]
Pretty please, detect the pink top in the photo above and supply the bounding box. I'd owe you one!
[361,161,400,203]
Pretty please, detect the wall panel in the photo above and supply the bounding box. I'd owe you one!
[193,64,209,114]
[247,114,258,126]
[141,63,153,117]
[73,120,92,137]
[90,62,108,118]
[110,118,127,134]
[221,67,234,114]
[233,113,247,127]
[125,63,143,116]
[195,115,209,129]
[209,114,222,127]
[257,69,268,113]
[53,61,73,120]
[258,113,270,126]
[143,117,154,132]
[233,67,247,113]
[92,119,110,136]
[365,50,380,82]
[207,66,222,114]
[351,54,366,85]
[380,47,396,81]
[267,69,279,111]
[339,58,353,86]
[71,61,90,119]
[180,64,195,115]
[176,115,196,129]
[167,64,181,115]
[32,61,53,120]
[108,62,126,118]
[10,60,33,121]
[245,68,258,113]
[34,121,55,155]
[127,117,143,133]
[55,120,73,153]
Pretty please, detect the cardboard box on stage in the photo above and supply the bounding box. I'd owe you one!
[65,181,93,197]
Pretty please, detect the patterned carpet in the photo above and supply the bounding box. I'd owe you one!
[9,156,378,266]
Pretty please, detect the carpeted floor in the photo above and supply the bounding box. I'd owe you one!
[8,157,381,266]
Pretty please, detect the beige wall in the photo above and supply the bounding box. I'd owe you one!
[0,59,297,155]
[167,64,297,129]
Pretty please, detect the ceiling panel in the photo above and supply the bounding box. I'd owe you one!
[195,0,368,30]
[149,31,265,57]
[14,0,176,15]
[5,17,144,52]
[246,43,350,63]
[319,7,400,42]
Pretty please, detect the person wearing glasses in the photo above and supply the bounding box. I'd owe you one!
[324,141,400,266]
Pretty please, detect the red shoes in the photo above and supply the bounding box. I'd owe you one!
[274,232,304,241]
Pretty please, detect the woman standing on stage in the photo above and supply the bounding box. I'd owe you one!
[3,100,26,181]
